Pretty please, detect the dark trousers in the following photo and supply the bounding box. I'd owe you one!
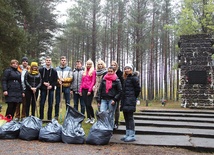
[6,102,17,118]
[40,89,54,120]
[82,89,94,119]
[55,86,70,118]
[114,101,120,124]
[73,91,85,115]
[123,111,135,130]
[25,90,39,117]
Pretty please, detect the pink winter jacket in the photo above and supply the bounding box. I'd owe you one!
[79,70,96,93]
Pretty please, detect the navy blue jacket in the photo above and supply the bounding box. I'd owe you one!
[120,73,141,112]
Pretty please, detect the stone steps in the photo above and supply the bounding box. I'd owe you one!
[111,135,214,150]
[114,126,214,138]
[110,109,214,150]
[134,115,214,123]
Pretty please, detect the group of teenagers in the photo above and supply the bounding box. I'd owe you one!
[2,55,141,142]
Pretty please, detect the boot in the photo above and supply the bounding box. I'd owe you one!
[124,130,136,142]
[120,130,129,141]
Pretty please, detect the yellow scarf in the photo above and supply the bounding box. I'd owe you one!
[30,70,39,75]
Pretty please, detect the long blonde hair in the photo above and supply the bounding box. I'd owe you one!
[111,61,118,71]
[83,59,95,76]
[96,59,106,70]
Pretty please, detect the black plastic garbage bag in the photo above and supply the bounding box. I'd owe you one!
[39,119,62,142]
[19,116,42,140]
[86,111,113,145]
[61,105,85,144]
[0,121,21,139]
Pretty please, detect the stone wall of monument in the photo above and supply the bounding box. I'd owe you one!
[178,34,214,108]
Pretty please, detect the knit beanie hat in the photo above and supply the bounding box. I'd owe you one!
[124,64,133,70]
[21,57,28,62]
[31,62,38,67]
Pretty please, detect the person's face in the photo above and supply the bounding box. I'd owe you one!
[86,62,92,69]
[97,63,103,69]
[107,69,114,75]
[32,66,37,70]
[111,63,117,69]
[11,62,18,69]
[60,58,67,66]
[76,62,82,69]
[22,60,28,67]
[124,67,132,74]
[46,58,52,66]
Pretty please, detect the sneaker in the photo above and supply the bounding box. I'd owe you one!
[85,118,91,123]
[114,124,118,130]
[14,118,19,121]
[90,118,95,124]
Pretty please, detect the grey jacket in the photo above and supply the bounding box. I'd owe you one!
[70,67,84,92]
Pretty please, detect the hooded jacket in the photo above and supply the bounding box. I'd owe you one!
[120,72,141,112]
[70,67,84,92]
[56,65,73,87]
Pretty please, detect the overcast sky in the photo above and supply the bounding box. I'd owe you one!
[55,0,73,23]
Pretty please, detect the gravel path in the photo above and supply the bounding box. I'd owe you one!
[0,139,212,155]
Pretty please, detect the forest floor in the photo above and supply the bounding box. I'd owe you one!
[1,100,214,154]
[0,139,213,155]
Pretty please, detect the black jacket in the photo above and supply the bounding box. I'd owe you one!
[39,66,57,90]
[24,72,42,90]
[96,78,122,103]
[2,67,23,103]
[120,73,141,112]
[116,68,124,85]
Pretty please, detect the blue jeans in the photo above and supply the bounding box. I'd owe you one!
[55,86,70,118]
[100,99,117,128]
[73,91,85,115]
[39,89,54,120]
